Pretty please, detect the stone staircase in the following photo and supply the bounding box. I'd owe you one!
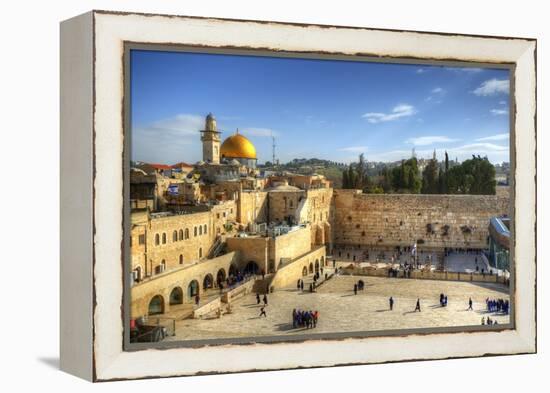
[252,273,274,294]
[208,235,226,259]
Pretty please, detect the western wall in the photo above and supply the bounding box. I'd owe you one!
[333,189,510,250]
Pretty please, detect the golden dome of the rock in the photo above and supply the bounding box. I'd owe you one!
[220,131,257,160]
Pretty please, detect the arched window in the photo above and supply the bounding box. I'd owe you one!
[194,227,197,237]
[154,233,160,246]
[172,230,178,242]
[199,247,203,259]
[199,226,203,236]
[179,229,184,241]
[185,228,190,239]
[203,224,207,234]
[148,295,164,315]
[162,233,166,244]
[169,287,183,305]
[179,254,183,264]
[161,259,166,273]
[132,266,142,283]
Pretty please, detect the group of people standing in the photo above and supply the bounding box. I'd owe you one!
[292,309,319,329]
[486,298,510,314]
[481,316,498,325]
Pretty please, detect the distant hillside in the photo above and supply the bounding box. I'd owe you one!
[259,158,347,188]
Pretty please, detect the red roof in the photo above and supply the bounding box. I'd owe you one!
[172,162,194,169]
[149,163,172,170]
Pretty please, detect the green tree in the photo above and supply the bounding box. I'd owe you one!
[446,156,495,195]
[421,154,439,194]
[342,167,349,188]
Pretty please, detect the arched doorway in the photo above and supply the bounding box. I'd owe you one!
[187,280,199,298]
[309,263,314,274]
[244,261,260,275]
[169,287,183,305]
[203,274,214,290]
[315,259,320,273]
[148,295,164,315]
[315,225,324,245]
[323,222,331,246]
[228,264,237,277]
[302,266,308,276]
[216,268,226,285]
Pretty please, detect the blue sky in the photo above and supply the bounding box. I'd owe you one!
[131,49,510,165]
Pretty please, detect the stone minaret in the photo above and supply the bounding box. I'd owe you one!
[200,113,221,164]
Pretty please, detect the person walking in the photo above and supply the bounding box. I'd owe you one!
[415,298,421,312]
[256,293,261,305]
[259,306,267,318]
[300,280,304,291]
[353,283,358,295]
[468,297,473,311]
[389,296,394,311]
[263,294,268,305]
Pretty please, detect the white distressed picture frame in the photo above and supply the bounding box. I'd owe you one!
[60,10,536,381]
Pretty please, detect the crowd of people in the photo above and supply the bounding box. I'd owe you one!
[218,270,257,292]
[292,309,319,329]
[486,298,510,314]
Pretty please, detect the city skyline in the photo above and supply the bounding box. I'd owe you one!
[131,50,510,165]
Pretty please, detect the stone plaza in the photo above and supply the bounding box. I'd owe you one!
[165,271,510,341]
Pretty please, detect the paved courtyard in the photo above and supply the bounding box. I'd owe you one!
[166,274,510,341]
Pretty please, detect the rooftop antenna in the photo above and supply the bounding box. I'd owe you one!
[271,131,276,168]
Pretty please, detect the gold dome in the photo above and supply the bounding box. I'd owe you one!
[220,131,257,160]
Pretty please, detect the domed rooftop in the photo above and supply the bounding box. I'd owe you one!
[204,113,217,132]
[220,130,257,160]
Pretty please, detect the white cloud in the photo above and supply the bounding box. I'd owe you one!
[475,133,509,142]
[449,143,508,154]
[240,127,280,137]
[431,87,445,94]
[362,104,416,123]
[473,79,510,96]
[490,109,508,116]
[499,100,507,105]
[406,136,460,146]
[144,114,204,136]
[446,67,484,73]
[132,113,204,163]
[416,68,426,74]
[339,146,368,153]
[367,142,508,163]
